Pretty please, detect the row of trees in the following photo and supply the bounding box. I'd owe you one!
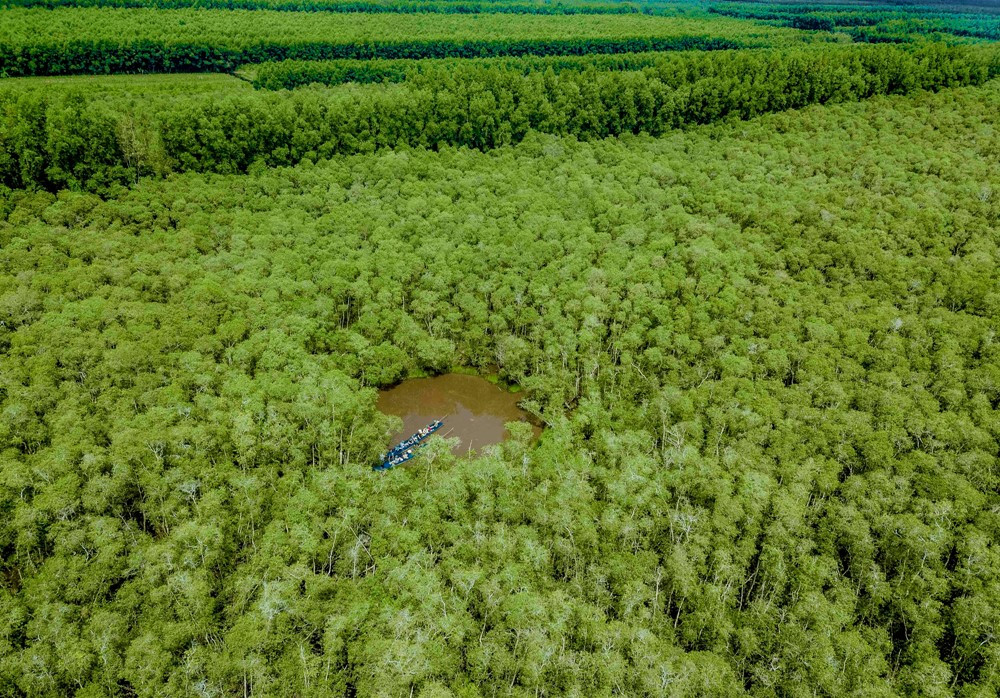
[0,8,801,50]
[2,79,999,695]
[250,40,999,90]
[2,43,997,191]
[0,35,746,77]
[0,0,655,16]
[250,50,701,89]
[712,1,1000,40]
[0,7,819,77]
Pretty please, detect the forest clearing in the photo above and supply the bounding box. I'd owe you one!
[1,1,999,696]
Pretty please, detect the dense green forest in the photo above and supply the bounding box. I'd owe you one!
[3,79,999,697]
[246,41,999,89]
[3,43,997,191]
[2,0,999,696]
[0,9,826,77]
[712,1,1000,40]
[0,0,666,14]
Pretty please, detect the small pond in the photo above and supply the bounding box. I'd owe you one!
[376,373,540,456]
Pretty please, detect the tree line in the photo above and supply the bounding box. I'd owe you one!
[0,0,655,16]
[0,7,814,77]
[711,1,1000,41]
[0,36,746,78]
[250,51,693,89]
[2,42,997,191]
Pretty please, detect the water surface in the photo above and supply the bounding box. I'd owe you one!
[376,373,539,456]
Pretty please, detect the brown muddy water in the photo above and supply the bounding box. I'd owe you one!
[376,373,540,456]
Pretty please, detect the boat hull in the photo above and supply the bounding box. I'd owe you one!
[375,419,443,470]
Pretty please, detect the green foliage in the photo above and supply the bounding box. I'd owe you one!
[0,72,253,98]
[0,0,663,16]
[0,7,821,78]
[1,80,999,694]
[1,1,999,693]
[2,43,997,191]
[249,50,719,89]
[712,1,1000,41]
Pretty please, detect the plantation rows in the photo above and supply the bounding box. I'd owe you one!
[249,40,999,89]
[0,0,654,15]
[250,51,695,90]
[712,1,1000,41]
[714,0,1000,13]
[0,37,755,77]
[2,43,996,191]
[0,8,826,76]
[0,8,805,45]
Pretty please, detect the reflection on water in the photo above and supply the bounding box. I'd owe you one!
[376,373,539,456]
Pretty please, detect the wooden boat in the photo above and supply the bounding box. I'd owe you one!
[375,419,443,470]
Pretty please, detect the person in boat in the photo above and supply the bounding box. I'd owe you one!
[380,420,444,469]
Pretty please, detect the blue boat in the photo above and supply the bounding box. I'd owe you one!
[375,419,443,470]
[373,447,420,471]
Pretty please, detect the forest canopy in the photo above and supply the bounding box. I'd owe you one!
[0,8,829,77]
[1,1,999,696]
[2,80,1000,695]
[2,43,997,191]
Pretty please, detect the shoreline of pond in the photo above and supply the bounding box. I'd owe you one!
[375,371,540,458]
